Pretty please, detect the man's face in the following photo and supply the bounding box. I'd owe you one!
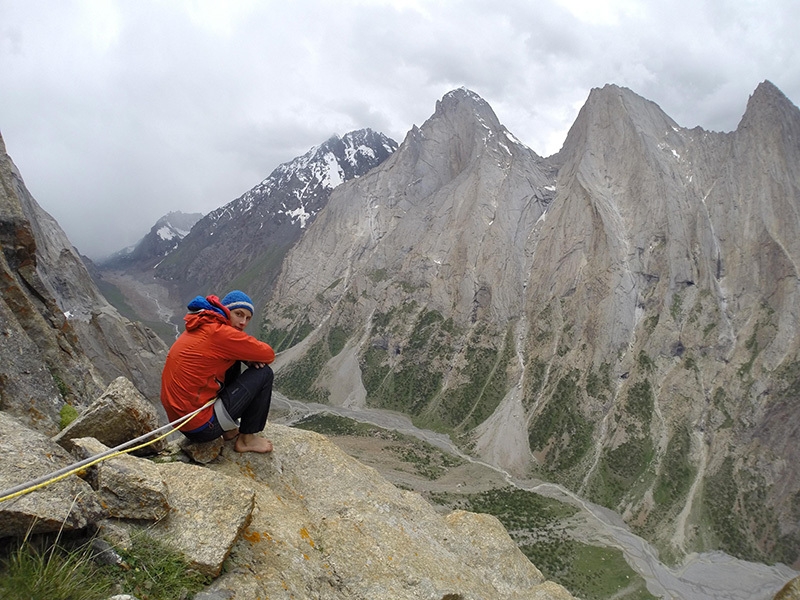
[229,308,252,331]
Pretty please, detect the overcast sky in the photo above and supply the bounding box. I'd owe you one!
[1,0,798,259]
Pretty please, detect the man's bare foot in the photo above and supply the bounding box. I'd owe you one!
[234,433,273,453]
[223,428,239,441]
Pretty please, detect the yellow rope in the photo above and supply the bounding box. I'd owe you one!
[0,398,216,504]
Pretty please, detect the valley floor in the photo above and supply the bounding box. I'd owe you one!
[269,401,798,600]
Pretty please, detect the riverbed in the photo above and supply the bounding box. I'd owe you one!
[271,393,798,600]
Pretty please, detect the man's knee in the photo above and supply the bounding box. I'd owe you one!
[249,364,273,388]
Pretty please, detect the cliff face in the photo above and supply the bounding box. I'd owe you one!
[0,132,167,413]
[263,83,800,566]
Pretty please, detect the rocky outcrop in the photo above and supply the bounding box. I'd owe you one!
[262,84,800,566]
[53,376,166,454]
[0,132,167,407]
[0,377,574,599]
[1,133,106,433]
[0,411,106,536]
[72,436,170,521]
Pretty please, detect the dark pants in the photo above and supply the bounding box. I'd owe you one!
[184,363,273,443]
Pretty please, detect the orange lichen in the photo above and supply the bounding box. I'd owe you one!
[299,527,315,548]
[243,528,262,543]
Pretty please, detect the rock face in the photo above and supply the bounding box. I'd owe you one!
[205,423,573,599]
[151,129,398,315]
[0,377,574,599]
[53,376,165,454]
[0,132,167,408]
[0,412,107,537]
[263,83,800,566]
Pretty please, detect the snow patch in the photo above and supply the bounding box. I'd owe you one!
[157,226,176,241]
[287,205,311,228]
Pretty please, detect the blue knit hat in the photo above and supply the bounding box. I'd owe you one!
[222,290,254,316]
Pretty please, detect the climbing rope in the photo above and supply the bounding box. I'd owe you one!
[0,398,216,504]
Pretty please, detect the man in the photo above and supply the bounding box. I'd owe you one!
[161,290,275,453]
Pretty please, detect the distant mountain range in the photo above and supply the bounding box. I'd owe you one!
[101,210,203,269]
[98,82,800,569]
[149,129,396,310]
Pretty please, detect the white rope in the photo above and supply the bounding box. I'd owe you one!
[0,398,216,504]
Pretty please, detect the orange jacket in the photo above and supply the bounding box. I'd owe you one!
[160,303,275,431]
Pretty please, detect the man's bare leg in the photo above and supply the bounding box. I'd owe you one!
[223,428,239,441]
[235,433,273,453]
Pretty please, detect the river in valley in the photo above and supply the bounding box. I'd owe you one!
[271,392,797,600]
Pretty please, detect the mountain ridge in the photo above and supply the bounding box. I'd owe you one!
[261,83,800,568]
[101,210,203,269]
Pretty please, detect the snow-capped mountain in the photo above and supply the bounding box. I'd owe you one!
[100,211,203,269]
[152,128,397,308]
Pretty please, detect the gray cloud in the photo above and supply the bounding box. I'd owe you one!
[1,0,798,259]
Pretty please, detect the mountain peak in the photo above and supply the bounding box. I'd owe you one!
[434,87,498,125]
[556,83,678,160]
[738,79,800,132]
[413,87,536,168]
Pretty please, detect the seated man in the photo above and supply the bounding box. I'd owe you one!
[161,290,275,453]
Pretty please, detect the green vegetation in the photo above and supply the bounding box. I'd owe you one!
[361,346,392,399]
[524,358,547,405]
[225,246,287,299]
[528,370,594,473]
[700,457,794,563]
[362,307,458,423]
[462,486,577,529]
[263,316,315,353]
[585,363,611,399]
[590,436,655,509]
[587,380,655,508]
[327,325,350,357]
[58,404,78,430]
[94,279,138,323]
[737,330,759,378]
[625,380,654,425]
[637,351,655,373]
[432,326,514,430]
[368,268,388,283]
[0,531,211,600]
[50,371,70,399]
[294,413,464,479]
[293,413,386,437]
[644,314,659,334]
[387,443,464,480]
[93,280,178,345]
[0,534,111,600]
[702,457,758,560]
[432,487,655,600]
[670,291,683,321]
[519,539,656,600]
[275,338,330,403]
[652,425,695,506]
[711,387,734,429]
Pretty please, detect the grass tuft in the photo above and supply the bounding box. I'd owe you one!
[0,534,111,600]
[0,529,211,600]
